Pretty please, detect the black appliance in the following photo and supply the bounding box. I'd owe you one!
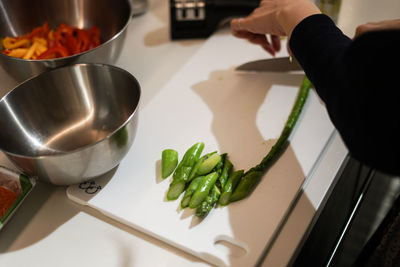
[170,0,260,39]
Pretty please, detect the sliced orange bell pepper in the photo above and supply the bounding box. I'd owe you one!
[2,37,30,49]
[6,48,28,58]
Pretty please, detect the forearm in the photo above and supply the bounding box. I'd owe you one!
[289,14,351,102]
[275,0,321,38]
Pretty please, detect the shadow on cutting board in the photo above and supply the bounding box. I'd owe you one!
[191,67,309,265]
[192,67,305,170]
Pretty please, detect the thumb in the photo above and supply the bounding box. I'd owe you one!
[231,18,247,35]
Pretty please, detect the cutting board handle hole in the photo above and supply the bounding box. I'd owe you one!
[214,236,248,258]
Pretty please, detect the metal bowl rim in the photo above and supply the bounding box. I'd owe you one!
[0,63,141,160]
[0,0,133,63]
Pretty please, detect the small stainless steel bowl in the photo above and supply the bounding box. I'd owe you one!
[0,0,132,97]
[0,63,141,185]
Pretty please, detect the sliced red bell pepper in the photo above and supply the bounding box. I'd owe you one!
[37,46,69,59]
[89,26,100,48]
[65,33,80,54]
[39,21,50,39]
[77,29,90,52]
[3,21,101,60]
[53,31,65,48]
[21,27,41,40]
[57,23,74,36]
[20,21,50,40]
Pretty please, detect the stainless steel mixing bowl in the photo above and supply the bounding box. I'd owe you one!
[0,63,141,185]
[0,0,132,97]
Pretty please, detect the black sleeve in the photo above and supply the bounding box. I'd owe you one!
[289,14,400,176]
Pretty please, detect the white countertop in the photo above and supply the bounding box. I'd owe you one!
[0,0,398,266]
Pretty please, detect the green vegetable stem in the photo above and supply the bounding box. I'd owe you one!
[219,169,244,206]
[195,185,221,219]
[166,167,191,201]
[180,176,204,209]
[230,171,262,202]
[197,153,222,175]
[212,153,225,176]
[167,142,204,201]
[218,154,233,189]
[246,76,311,175]
[188,151,217,181]
[161,149,178,179]
[189,172,219,209]
[231,76,311,202]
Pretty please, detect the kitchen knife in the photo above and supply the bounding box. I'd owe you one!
[236,56,303,73]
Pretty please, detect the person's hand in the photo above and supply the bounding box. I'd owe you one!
[230,0,285,56]
[230,0,321,56]
[355,19,400,38]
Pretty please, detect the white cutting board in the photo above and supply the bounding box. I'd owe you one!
[67,27,334,267]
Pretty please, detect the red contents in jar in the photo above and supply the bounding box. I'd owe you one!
[0,186,18,218]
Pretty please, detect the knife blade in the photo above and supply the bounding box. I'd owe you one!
[236,56,303,73]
